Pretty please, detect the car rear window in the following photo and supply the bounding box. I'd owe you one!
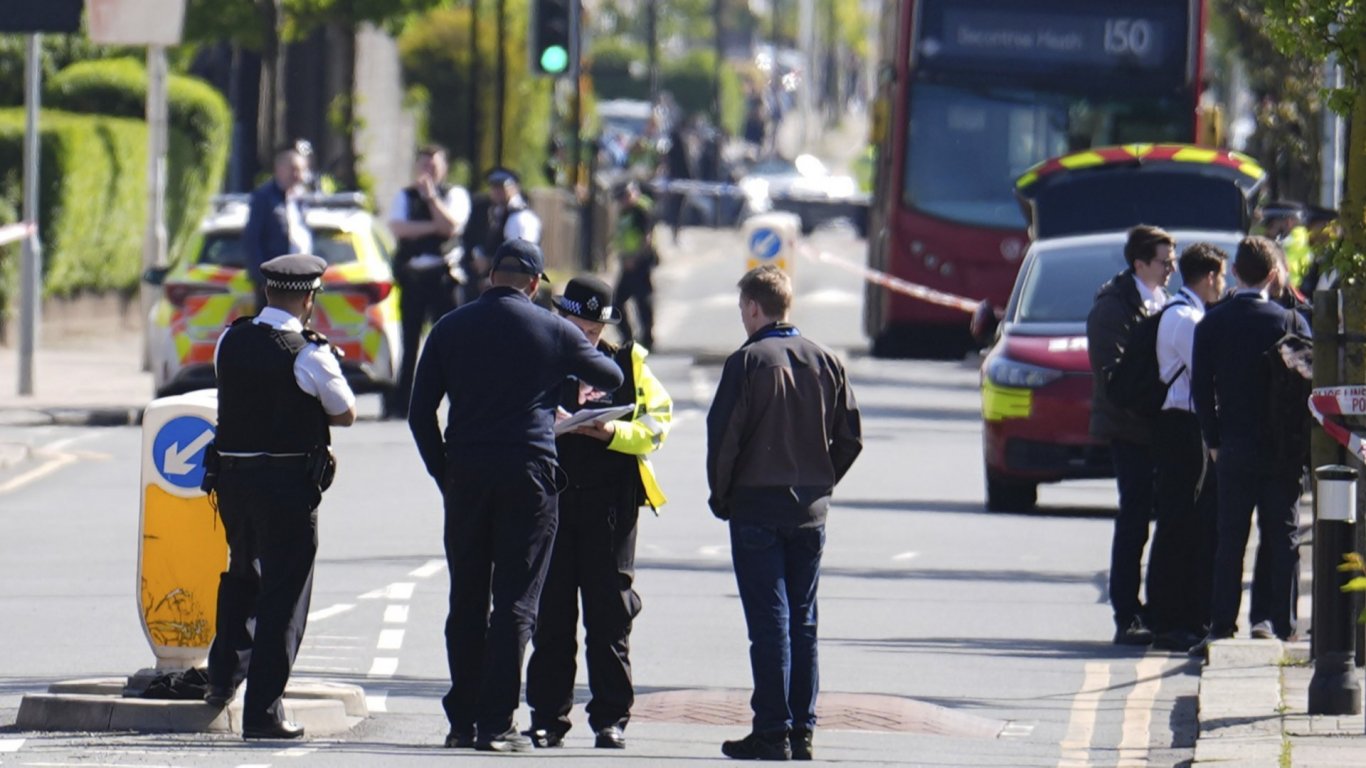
[197,229,357,268]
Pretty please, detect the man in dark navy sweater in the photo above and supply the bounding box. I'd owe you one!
[408,239,623,752]
[1189,236,1305,655]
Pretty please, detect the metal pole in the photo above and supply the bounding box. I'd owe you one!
[798,0,814,150]
[469,0,481,175]
[143,45,170,317]
[713,0,724,130]
[495,0,506,168]
[18,33,42,396]
[1308,465,1362,715]
[1320,56,1344,210]
[646,0,659,106]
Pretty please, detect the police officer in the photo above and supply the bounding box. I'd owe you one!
[408,240,623,753]
[461,168,542,304]
[525,276,672,750]
[204,254,357,740]
[612,182,658,350]
[387,144,472,418]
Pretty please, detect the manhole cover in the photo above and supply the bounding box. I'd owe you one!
[632,689,1005,738]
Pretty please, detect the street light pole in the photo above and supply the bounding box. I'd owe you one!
[18,33,42,396]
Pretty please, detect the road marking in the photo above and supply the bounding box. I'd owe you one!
[383,604,410,624]
[377,629,406,650]
[1000,722,1034,738]
[1057,661,1111,768]
[294,665,353,673]
[698,544,729,558]
[0,738,24,752]
[359,582,415,600]
[234,765,272,768]
[891,551,919,562]
[409,559,445,578]
[801,287,860,306]
[366,692,389,713]
[1116,656,1168,766]
[0,433,98,495]
[306,603,354,622]
[368,657,399,677]
[273,747,316,757]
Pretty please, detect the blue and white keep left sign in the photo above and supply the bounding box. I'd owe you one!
[152,415,216,490]
[748,228,782,261]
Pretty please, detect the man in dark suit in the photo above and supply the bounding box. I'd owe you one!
[1189,236,1304,655]
[1086,225,1175,645]
[244,147,313,310]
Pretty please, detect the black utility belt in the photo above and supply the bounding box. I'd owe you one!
[219,453,310,470]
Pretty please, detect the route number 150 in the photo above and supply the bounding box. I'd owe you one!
[1104,18,1154,56]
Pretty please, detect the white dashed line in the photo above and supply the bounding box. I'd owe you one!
[307,603,355,621]
[891,551,919,562]
[366,692,389,713]
[1000,721,1034,738]
[409,559,445,578]
[383,604,410,624]
[273,747,316,757]
[698,544,729,558]
[368,657,399,677]
[0,738,24,753]
[359,582,415,600]
[377,629,406,651]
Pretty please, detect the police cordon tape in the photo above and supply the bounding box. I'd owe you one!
[797,244,985,313]
[0,221,35,248]
[1308,386,1366,461]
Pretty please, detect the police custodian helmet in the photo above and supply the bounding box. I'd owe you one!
[261,254,327,292]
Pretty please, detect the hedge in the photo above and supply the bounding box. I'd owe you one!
[45,57,230,264]
[0,109,147,296]
[589,42,745,135]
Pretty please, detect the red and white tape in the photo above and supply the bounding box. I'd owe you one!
[0,221,35,248]
[800,245,983,313]
[1308,386,1366,460]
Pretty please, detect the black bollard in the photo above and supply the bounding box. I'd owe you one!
[1308,465,1362,716]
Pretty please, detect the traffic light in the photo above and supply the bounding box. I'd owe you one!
[531,0,579,77]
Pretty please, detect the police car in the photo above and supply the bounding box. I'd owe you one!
[145,193,401,399]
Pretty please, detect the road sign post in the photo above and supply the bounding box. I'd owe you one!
[742,212,801,274]
[138,390,225,671]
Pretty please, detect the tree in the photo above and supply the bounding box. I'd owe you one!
[1260,0,1366,275]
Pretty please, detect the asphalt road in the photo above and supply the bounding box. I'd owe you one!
[0,223,1210,767]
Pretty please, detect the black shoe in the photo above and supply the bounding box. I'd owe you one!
[722,731,791,760]
[476,728,533,753]
[524,727,564,748]
[1152,630,1201,653]
[595,725,626,749]
[790,729,813,760]
[242,720,305,740]
[1113,617,1154,646]
[203,685,235,707]
[1188,632,1234,659]
[444,730,476,749]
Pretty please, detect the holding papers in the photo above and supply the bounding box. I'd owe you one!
[553,404,634,435]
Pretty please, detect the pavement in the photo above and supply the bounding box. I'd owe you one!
[4,312,1364,760]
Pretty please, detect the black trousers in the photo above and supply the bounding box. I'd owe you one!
[1146,409,1218,635]
[442,456,562,738]
[206,465,320,726]
[1209,461,1301,638]
[1109,439,1156,628]
[393,268,457,416]
[526,484,642,735]
[614,267,655,350]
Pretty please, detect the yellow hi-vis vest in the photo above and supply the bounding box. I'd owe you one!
[606,342,671,510]
[1282,226,1312,287]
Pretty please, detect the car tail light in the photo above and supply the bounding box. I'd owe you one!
[165,283,229,308]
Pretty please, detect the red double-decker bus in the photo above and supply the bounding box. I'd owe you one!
[865,0,1208,356]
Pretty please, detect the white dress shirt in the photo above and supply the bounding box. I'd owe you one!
[388,186,472,269]
[1136,278,1168,315]
[503,195,542,244]
[215,307,356,417]
[1157,287,1204,412]
[284,195,313,256]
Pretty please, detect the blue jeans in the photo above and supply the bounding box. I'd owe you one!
[730,521,825,736]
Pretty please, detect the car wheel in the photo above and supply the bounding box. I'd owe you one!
[986,471,1038,512]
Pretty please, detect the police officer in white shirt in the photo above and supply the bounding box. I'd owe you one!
[1146,242,1227,652]
[205,254,356,740]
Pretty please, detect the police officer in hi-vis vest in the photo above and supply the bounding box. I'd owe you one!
[204,254,357,740]
[525,275,672,751]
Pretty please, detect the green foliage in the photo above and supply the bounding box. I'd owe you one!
[588,38,651,103]
[45,57,231,265]
[0,109,147,298]
[0,36,130,108]
[183,0,447,49]
[662,49,744,134]
[399,3,553,187]
[1341,552,1366,624]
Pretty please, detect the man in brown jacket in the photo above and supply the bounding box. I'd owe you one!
[706,265,862,761]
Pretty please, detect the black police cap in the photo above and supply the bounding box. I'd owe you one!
[554,275,622,325]
[261,253,327,292]
[490,238,548,280]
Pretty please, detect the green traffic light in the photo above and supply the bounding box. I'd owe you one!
[540,45,569,73]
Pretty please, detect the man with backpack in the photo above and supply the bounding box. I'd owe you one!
[1086,224,1175,646]
[1189,236,1307,655]
[1145,244,1227,652]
